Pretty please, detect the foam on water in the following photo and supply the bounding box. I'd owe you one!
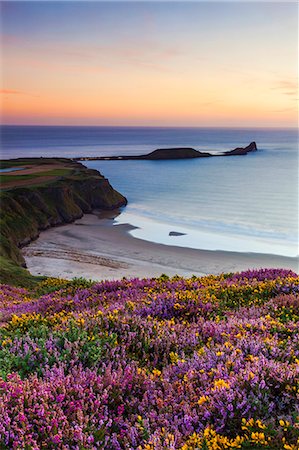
[114,211,297,257]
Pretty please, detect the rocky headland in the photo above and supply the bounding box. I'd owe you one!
[0,158,127,285]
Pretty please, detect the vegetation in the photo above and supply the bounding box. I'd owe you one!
[0,168,73,184]
[0,157,74,170]
[0,269,298,448]
[0,256,44,288]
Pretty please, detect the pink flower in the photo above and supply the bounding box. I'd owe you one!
[51,434,61,444]
[117,405,125,415]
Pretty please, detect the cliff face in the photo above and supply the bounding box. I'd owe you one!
[0,159,127,271]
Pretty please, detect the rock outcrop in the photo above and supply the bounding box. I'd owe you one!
[222,142,257,156]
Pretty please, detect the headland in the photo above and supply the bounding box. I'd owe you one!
[0,158,126,285]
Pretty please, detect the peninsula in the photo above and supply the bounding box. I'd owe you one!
[75,141,257,161]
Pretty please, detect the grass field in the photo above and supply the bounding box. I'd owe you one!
[0,163,74,189]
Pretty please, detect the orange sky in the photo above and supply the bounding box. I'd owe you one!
[1,2,298,127]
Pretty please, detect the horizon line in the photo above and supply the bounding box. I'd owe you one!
[1,124,298,130]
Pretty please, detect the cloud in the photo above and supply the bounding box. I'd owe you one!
[271,79,298,98]
[0,33,23,46]
[66,40,181,73]
[0,89,39,98]
[273,106,298,113]
[92,38,182,72]
[3,29,183,74]
[0,89,23,95]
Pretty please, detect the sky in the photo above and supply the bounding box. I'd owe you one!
[0,1,298,127]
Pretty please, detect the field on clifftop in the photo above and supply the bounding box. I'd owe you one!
[0,269,299,449]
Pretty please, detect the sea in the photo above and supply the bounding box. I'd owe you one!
[1,125,298,258]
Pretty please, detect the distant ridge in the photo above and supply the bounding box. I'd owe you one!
[75,142,257,161]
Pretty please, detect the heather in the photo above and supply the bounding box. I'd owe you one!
[0,269,298,449]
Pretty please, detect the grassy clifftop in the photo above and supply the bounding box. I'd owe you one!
[0,158,127,286]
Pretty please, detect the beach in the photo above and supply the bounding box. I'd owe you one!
[22,211,298,281]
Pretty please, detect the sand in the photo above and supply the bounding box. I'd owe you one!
[22,212,298,281]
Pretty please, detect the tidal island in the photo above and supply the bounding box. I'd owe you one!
[75,141,257,161]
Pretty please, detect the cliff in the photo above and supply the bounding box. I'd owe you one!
[0,158,127,284]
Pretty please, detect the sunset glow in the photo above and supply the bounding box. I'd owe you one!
[1,1,298,127]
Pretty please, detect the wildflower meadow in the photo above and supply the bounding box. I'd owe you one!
[0,268,298,449]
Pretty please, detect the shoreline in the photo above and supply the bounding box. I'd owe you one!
[22,212,298,281]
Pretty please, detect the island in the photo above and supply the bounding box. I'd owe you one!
[0,158,127,286]
[74,142,257,161]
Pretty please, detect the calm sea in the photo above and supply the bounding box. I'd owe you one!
[1,125,298,257]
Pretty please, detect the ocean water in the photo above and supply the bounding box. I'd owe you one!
[1,125,298,257]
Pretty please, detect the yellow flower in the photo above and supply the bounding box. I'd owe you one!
[174,303,182,309]
[251,431,267,445]
[169,351,179,364]
[197,395,209,405]
[197,348,205,356]
[256,419,266,429]
[279,419,290,433]
[212,379,230,390]
[126,301,135,310]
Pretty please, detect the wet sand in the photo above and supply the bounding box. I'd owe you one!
[22,212,298,281]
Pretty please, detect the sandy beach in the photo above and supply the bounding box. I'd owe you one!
[22,212,298,281]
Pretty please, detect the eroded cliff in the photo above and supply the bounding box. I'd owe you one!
[0,158,127,283]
